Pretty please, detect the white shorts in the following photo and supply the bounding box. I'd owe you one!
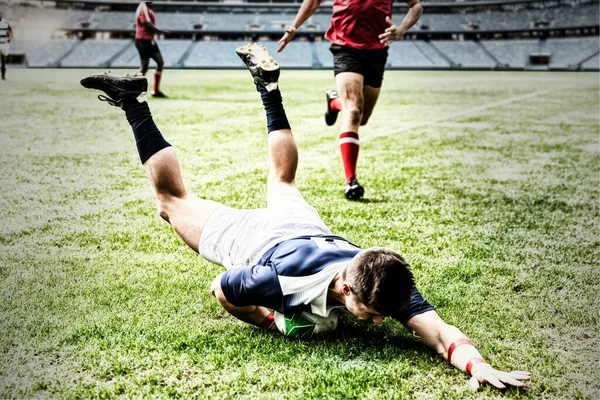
[0,43,9,57]
[199,193,332,269]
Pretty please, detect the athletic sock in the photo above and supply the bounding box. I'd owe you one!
[122,98,171,164]
[330,97,342,112]
[339,131,360,184]
[153,70,162,93]
[256,83,291,133]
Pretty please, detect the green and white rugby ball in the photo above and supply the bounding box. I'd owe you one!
[274,309,339,338]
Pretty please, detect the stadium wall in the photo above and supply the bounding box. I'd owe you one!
[2,0,599,71]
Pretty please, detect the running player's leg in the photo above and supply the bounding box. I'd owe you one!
[361,85,381,126]
[80,73,221,252]
[0,53,6,80]
[336,71,365,199]
[150,50,166,97]
[139,58,150,76]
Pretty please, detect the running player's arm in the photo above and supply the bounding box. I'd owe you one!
[277,0,323,52]
[378,0,423,45]
[142,21,168,35]
[403,311,531,391]
[7,23,12,42]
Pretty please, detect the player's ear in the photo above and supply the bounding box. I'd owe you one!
[342,283,352,297]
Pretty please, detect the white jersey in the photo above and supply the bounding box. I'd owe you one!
[0,20,10,44]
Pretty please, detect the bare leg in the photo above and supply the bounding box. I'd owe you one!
[266,129,301,207]
[143,148,222,253]
[361,85,381,126]
[336,72,365,133]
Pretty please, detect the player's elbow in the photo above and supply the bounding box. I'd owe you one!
[210,274,229,306]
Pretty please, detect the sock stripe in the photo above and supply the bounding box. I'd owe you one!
[339,137,360,145]
[339,131,359,139]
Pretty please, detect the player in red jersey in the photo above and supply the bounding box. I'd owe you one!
[135,1,168,97]
[278,0,423,200]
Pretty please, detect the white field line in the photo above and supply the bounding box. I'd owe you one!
[364,85,585,141]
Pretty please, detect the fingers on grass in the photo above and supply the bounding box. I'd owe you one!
[484,373,506,389]
[469,376,480,391]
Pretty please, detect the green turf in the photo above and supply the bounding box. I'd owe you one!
[0,68,598,399]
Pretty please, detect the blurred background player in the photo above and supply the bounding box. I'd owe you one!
[0,10,13,81]
[135,0,168,97]
[278,0,423,200]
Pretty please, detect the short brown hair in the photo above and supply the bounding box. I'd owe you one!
[345,248,414,316]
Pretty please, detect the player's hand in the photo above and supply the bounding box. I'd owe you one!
[378,16,404,45]
[277,26,297,52]
[468,363,531,391]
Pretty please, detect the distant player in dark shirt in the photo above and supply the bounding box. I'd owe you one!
[80,45,530,392]
[278,0,423,200]
[135,1,168,97]
[0,10,13,81]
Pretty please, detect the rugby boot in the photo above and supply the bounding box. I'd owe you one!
[325,90,339,126]
[344,177,365,200]
[236,43,280,92]
[151,90,168,98]
[80,71,147,107]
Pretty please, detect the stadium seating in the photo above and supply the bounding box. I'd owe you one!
[2,1,597,71]
[430,41,497,68]
[59,39,130,67]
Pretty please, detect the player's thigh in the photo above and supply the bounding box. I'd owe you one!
[164,194,223,253]
[267,177,303,209]
[335,72,365,110]
[361,85,381,124]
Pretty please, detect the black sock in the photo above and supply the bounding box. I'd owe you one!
[256,83,291,133]
[122,98,171,164]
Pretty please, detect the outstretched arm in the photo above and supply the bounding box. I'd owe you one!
[277,0,322,52]
[405,310,531,391]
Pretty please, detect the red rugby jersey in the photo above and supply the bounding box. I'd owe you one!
[325,0,393,50]
[135,2,156,40]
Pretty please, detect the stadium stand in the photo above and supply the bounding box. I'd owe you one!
[1,0,597,71]
[430,41,498,68]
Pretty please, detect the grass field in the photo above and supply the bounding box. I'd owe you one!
[0,68,598,399]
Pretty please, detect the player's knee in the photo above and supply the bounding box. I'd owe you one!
[346,103,364,126]
[155,194,180,222]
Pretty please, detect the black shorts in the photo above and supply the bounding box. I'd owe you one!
[135,39,160,60]
[330,44,388,88]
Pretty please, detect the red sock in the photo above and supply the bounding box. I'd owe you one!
[153,71,162,93]
[339,132,359,184]
[330,97,342,112]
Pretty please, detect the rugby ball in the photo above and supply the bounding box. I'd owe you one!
[274,309,339,338]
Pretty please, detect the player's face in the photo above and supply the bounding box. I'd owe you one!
[345,293,384,325]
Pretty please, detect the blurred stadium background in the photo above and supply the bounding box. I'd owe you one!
[1,0,598,71]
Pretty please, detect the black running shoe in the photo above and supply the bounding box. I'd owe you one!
[344,177,365,200]
[236,43,280,92]
[325,90,339,126]
[80,72,147,107]
[151,90,168,98]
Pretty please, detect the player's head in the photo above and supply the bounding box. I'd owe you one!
[144,1,153,7]
[342,248,414,322]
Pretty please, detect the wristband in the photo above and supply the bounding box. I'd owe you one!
[466,357,487,375]
[447,338,472,363]
[261,313,275,328]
